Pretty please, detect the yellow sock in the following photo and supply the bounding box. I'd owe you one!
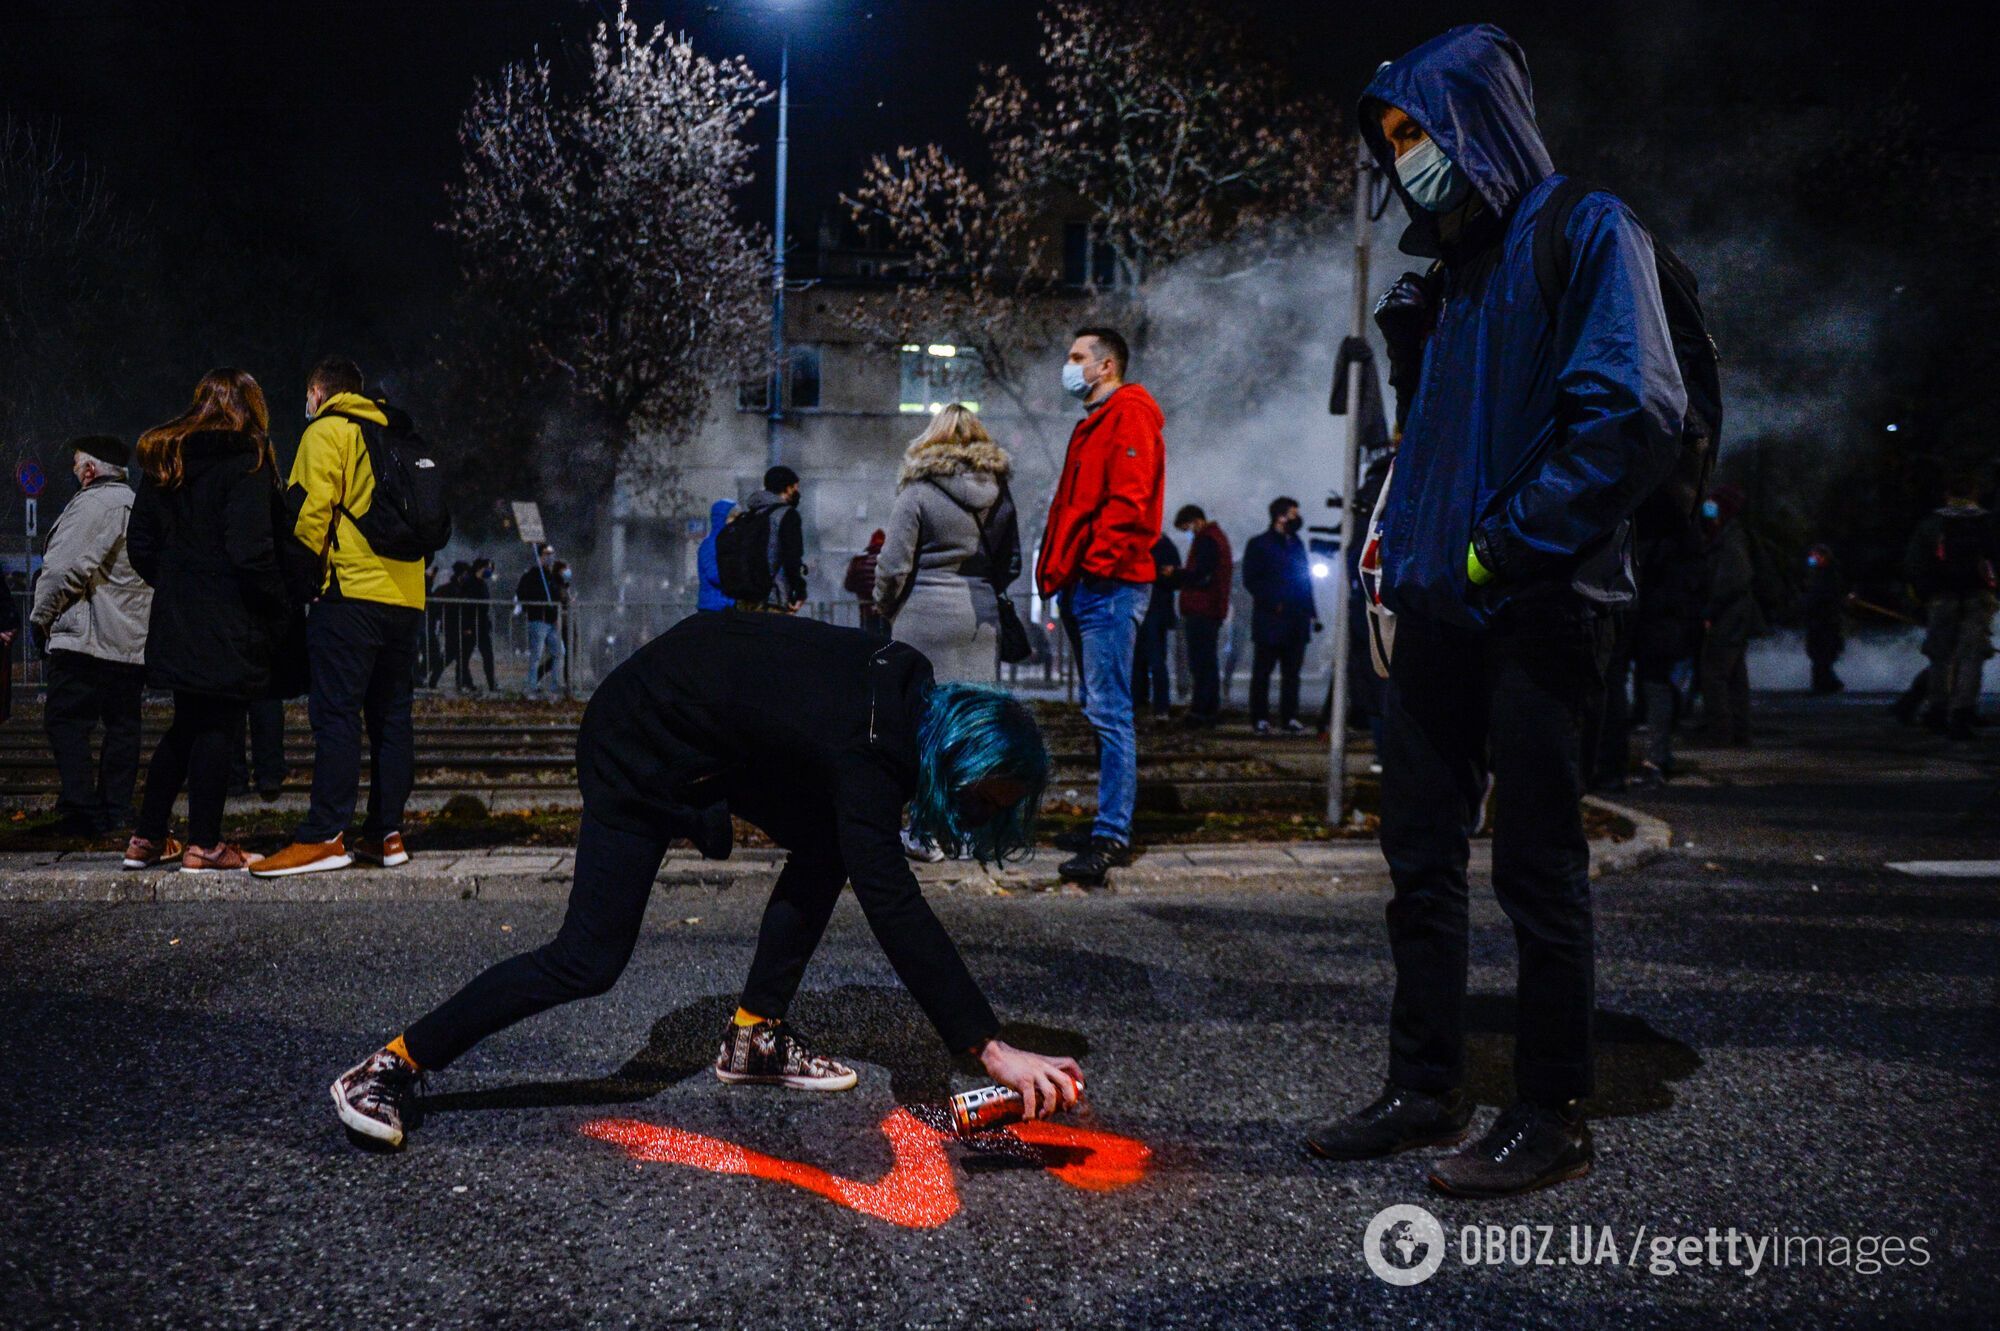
[733,1008,769,1028]
[385,1034,420,1070]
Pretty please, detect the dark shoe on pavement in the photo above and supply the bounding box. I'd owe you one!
[1253,719,1272,735]
[1921,706,1948,735]
[1427,1100,1593,1199]
[1947,708,1976,742]
[352,831,411,867]
[257,783,284,803]
[121,835,184,870]
[1058,838,1130,887]
[1634,760,1668,789]
[330,1047,423,1149]
[1283,719,1307,736]
[1305,1084,1474,1160]
[714,1019,857,1091]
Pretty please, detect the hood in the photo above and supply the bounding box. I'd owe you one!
[897,436,1011,488]
[744,488,791,514]
[708,499,737,529]
[315,392,389,427]
[1360,24,1554,253]
[1086,383,1165,434]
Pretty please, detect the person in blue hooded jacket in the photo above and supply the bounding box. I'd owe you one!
[696,499,736,612]
[1303,25,1685,1199]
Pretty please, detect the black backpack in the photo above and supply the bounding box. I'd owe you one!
[1533,177,1722,539]
[714,503,776,603]
[317,403,452,561]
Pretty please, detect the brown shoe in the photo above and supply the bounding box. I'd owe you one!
[122,835,185,871]
[248,835,353,878]
[352,831,410,867]
[181,843,264,874]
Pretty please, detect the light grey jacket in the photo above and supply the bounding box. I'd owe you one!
[29,475,151,665]
[873,437,1014,614]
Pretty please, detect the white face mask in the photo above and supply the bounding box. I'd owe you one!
[1062,361,1091,399]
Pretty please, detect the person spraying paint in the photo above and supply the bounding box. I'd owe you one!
[330,610,1083,1149]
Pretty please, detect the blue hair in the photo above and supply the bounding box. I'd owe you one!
[907,683,1049,865]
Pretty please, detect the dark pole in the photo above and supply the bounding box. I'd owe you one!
[766,33,790,469]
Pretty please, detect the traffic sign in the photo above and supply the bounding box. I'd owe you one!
[15,460,46,498]
[511,501,545,545]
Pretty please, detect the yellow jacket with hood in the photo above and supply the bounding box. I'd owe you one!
[287,392,426,609]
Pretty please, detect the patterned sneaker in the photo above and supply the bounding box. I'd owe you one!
[181,843,264,873]
[330,1047,422,1149]
[352,832,410,867]
[122,835,184,870]
[714,1019,858,1091]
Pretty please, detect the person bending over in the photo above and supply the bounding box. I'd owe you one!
[331,610,1080,1148]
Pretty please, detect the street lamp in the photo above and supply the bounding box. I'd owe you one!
[765,3,804,470]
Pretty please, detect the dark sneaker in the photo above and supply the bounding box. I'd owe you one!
[1947,709,1975,742]
[330,1048,422,1149]
[1428,1101,1594,1199]
[1051,826,1094,854]
[714,1019,858,1091]
[352,832,411,867]
[1058,838,1130,887]
[1305,1085,1473,1160]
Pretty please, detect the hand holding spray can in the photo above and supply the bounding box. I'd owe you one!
[948,1075,1084,1134]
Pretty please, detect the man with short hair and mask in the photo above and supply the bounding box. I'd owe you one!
[31,436,153,838]
[1035,327,1166,886]
[1241,495,1319,735]
[1304,26,1686,1198]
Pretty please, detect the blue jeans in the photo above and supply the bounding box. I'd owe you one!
[525,619,566,697]
[1065,580,1148,844]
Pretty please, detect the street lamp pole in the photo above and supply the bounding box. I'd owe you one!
[766,32,791,470]
[1326,137,1375,826]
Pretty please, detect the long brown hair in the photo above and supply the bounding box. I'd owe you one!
[137,368,276,488]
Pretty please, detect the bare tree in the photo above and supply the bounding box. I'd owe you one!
[844,0,1348,454]
[443,2,769,514]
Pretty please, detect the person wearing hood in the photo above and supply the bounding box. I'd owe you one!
[31,435,152,837]
[329,611,1083,1151]
[1305,26,1686,1199]
[1036,327,1166,886]
[738,466,809,612]
[1698,483,1763,746]
[697,499,737,612]
[874,405,1021,682]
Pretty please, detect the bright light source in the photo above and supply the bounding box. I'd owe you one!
[1885,423,1899,432]
[926,344,957,358]
[1311,562,1331,579]
[900,344,921,352]
[928,402,944,413]
[899,403,926,413]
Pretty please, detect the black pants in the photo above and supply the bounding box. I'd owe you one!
[1378,608,1608,1106]
[1184,615,1222,717]
[1132,617,1173,714]
[1250,637,1305,726]
[137,691,247,847]
[229,697,287,792]
[1584,612,1632,787]
[298,599,420,843]
[43,650,145,832]
[476,621,496,691]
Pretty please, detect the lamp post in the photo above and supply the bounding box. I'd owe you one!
[766,30,791,470]
[1326,137,1378,826]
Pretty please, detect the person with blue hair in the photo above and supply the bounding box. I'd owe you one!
[329,611,1078,1151]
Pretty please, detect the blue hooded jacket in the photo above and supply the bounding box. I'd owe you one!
[1360,25,1686,628]
[696,498,736,611]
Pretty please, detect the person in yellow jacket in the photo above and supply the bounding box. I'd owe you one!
[252,357,425,877]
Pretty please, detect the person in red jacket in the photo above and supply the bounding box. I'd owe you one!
[1173,504,1233,726]
[1035,327,1166,885]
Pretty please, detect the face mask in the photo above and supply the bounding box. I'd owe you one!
[1700,500,1720,521]
[1062,361,1091,399]
[1282,515,1303,535]
[1395,136,1471,213]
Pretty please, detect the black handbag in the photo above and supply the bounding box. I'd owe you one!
[925,478,1032,665]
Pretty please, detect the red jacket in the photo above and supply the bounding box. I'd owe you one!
[1035,384,1166,597]
[1177,523,1233,621]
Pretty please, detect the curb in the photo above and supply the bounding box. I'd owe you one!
[0,806,1671,904]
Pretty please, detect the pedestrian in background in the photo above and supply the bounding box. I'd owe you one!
[253,357,424,878]
[123,368,291,873]
[726,467,808,612]
[1132,534,1181,720]
[1241,495,1317,735]
[433,560,474,690]
[1700,483,1762,747]
[1631,517,1706,785]
[469,557,497,692]
[1801,543,1846,694]
[551,559,575,694]
[1904,474,1996,740]
[696,499,736,612]
[1172,505,1232,727]
[30,435,151,838]
[845,529,887,636]
[875,405,1019,682]
[515,542,564,699]
[1035,327,1165,886]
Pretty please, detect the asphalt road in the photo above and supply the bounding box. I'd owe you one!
[1,695,1993,1328]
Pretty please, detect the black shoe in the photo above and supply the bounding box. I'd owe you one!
[1305,1085,1473,1161]
[1922,706,1948,735]
[257,783,284,803]
[1948,708,1976,741]
[1427,1100,1593,1199]
[1058,838,1130,886]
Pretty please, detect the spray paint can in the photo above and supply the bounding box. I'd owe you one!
[948,1084,1025,1134]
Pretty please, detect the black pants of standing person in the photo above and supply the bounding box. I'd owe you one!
[135,691,248,848]
[1378,605,1609,1107]
[297,600,420,845]
[1132,617,1173,716]
[43,650,145,833]
[476,616,496,692]
[1583,611,1632,789]
[1184,615,1222,718]
[1250,637,1305,727]
[228,697,287,795]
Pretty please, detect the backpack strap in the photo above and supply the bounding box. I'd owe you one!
[1531,176,1596,319]
[923,477,1006,583]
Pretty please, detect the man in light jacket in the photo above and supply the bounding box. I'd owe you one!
[30,436,152,836]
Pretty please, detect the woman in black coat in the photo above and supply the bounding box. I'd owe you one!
[123,368,291,873]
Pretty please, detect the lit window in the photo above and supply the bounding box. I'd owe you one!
[899,344,984,414]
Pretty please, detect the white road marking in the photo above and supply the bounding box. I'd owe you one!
[1885,861,2000,878]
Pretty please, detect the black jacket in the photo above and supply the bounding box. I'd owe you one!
[1242,528,1317,647]
[515,565,561,624]
[1141,535,1181,630]
[128,431,291,699]
[578,611,997,1048]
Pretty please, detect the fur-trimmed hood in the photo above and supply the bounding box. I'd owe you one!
[896,436,1012,489]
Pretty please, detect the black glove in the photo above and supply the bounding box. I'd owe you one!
[1375,270,1440,432]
